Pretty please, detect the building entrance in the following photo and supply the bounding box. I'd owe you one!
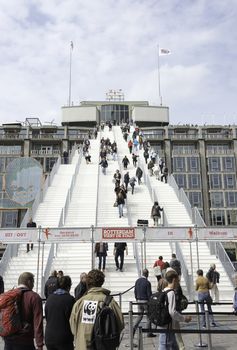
[101,104,129,125]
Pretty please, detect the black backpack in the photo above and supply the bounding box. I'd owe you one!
[92,295,120,350]
[147,290,173,327]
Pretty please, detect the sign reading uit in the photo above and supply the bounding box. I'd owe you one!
[102,228,135,239]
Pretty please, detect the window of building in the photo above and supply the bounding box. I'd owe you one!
[1,211,18,228]
[173,157,185,172]
[0,158,5,172]
[45,158,57,172]
[209,174,222,189]
[224,174,236,189]
[211,210,225,225]
[188,192,202,207]
[208,157,221,171]
[187,157,199,172]
[0,145,21,154]
[174,174,186,188]
[227,210,237,225]
[188,174,200,189]
[101,104,129,124]
[210,192,224,207]
[225,192,237,207]
[223,157,235,171]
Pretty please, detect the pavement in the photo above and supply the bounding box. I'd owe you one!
[0,314,236,349]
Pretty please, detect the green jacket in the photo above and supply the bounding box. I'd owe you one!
[69,287,124,350]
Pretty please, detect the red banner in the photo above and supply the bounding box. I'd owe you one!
[102,228,135,239]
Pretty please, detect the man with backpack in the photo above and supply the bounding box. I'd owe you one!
[2,271,44,350]
[70,269,124,350]
[155,270,191,349]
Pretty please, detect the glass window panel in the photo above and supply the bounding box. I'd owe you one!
[174,174,186,188]
[188,192,202,207]
[211,210,225,225]
[210,192,224,207]
[225,192,237,207]
[187,157,199,172]
[209,174,222,189]
[223,157,235,171]
[0,158,5,172]
[173,157,185,172]
[188,174,200,189]
[208,157,221,171]
[224,174,236,189]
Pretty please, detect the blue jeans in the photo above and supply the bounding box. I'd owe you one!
[159,332,179,350]
[198,291,214,326]
[118,204,123,217]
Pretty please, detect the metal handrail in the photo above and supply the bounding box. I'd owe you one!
[41,243,55,297]
[175,241,194,300]
[49,156,61,186]
[0,245,18,276]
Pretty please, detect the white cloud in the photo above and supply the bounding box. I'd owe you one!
[0,0,237,125]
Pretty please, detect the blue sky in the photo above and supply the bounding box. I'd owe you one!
[0,0,236,125]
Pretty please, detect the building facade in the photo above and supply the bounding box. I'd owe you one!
[0,101,237,234]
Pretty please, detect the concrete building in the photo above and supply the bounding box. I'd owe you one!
[0,98,237,249]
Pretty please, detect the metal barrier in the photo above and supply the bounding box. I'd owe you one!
[127,300,237,350]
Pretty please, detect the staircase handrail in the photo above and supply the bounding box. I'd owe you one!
[174,242,194,300]
[0,245,18,276]
[95,132,102,228]
[168,174,193,221]
[41,243,55,297]
[49,155,61,186]
[68,143,78,164]
[113,127,141,276]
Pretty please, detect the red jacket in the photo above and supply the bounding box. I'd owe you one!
[4,288,44,348]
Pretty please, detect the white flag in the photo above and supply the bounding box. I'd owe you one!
[159,48,171,56]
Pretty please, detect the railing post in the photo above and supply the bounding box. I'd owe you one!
[138,326,143,350]
[129,301,134,350]
[91,225,95,269]
[36,226,42,294]
[143,226,147,269]
[194,301,207,348]
[205,310,212,349]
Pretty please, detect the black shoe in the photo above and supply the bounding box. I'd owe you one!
[147,333,156,338]
[211,322,217,327]
[120,269,123,272]
[202,324,206,328]
[116,268,119,271]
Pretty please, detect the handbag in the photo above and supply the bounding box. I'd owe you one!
[153,266,161,276]
[113,201,118,207]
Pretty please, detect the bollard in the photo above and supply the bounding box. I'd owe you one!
[128,301,134,350]
[138,326,143,350]
[194,301,207,348]
[205,310,212,350]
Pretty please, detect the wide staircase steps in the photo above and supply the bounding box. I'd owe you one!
[64,137,100,227]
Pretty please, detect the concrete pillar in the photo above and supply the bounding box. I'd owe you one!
[23,140,30,157]
[199,139,210,225]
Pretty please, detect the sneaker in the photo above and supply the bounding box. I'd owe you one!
[211,322,217,327]
[202,324,206,328]
[133,343,138,348]
[147,333,156,338]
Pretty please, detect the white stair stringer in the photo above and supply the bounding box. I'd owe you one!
[35,152,80,227]
[64,137,100,227]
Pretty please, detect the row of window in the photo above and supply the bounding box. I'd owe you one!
[209,174,236,189]
[174,174,201,189]
[211,209,237,226]
[208,157,235,172]
[173,157,200,172]
[210,192,237,208]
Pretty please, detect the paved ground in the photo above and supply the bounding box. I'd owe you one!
[0,315,236,349]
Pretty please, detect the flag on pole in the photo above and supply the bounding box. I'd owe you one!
[159,48,171,56]
[70,41,74,50]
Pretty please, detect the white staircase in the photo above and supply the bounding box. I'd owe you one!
[3,152,80,293]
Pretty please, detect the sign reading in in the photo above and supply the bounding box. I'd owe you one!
[102,228,135,239]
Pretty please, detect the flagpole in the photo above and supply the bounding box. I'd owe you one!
[68,41,73,106]
[157,44,162,106]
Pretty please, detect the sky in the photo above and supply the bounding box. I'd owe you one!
[0,0,237,126]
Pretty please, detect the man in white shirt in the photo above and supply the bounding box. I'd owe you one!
[159,270,191,350]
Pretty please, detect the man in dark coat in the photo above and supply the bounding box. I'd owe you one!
[136,167,143,185]
[114,242,128,272]
[94,242,108,271]
[26,218,37,252]
[44,270,58,299]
